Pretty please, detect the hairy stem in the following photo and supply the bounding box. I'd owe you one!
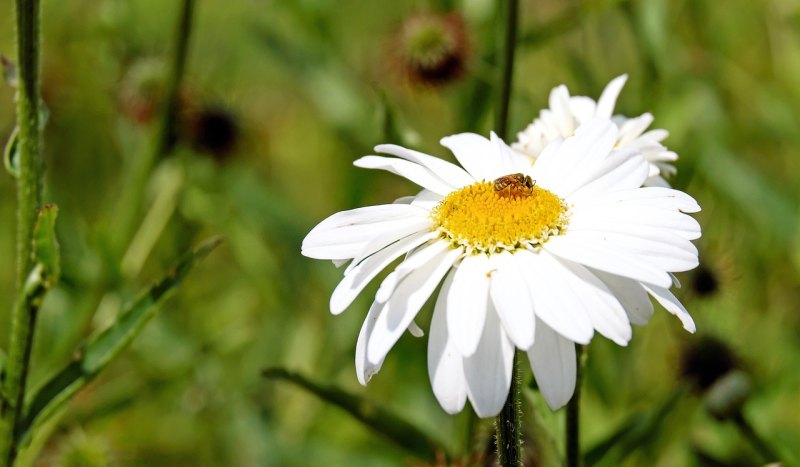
[495,353,522,467]
[566,344,586,467]
[0,0,44,464]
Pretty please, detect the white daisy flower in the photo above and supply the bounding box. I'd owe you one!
[513,75,678,187]
[302,120,700,417]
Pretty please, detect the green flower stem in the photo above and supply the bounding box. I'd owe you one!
[493,0,520,465]
[566,344,586,467]
[0,0,44,464]
[114,0,195,258]
[732,412,781,463]
[496,353,522,467]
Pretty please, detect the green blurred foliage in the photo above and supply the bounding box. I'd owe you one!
[0,0,798,465]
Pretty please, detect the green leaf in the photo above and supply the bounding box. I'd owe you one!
[33,204,60,288]
[4,126,19,179]
[263,367,448,463]
[22,204,61,307]
[19,237,222,443]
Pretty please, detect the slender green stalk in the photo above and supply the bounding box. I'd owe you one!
[115,0,195,256]
[0,0,44,464]
[495,353,522,466]
[566,344,586,467]
[493,1,520,465]
[732,412,780,463]
[495,0,519,141]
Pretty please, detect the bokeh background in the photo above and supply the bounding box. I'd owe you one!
[1,0,799,465]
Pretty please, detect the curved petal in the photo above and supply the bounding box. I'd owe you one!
[595,74,628,119]
[375,144,474,188]
[617,113,654,147]
[489,252,536,350]
[528,319,576,410]
[464,306,515,418]
[428,269,468,414]
[331,231,438,315]
[590,269,654,325]
[303,204,429,259]
[490,131,531,176]
[447,254,492,357]
[440,133,496,181]
[366,247,462,365]
[375,240,451,303]
[355,301,384,385]
[354,155,456,195]
[554,258,632,346]
[549,84,576,136]
[642,284,696,333]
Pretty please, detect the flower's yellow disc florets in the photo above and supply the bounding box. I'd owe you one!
[431,179,568,254]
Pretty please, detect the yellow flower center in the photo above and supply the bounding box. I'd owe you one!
[431,178,568,254]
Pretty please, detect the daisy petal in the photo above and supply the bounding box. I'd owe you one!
[536,120,618,193]
[515,250,594,344]
[490,131,530,175]
[331,231,437,314]
[595,74,628,119]
[642,284,696,333]
[528,319,576,410]
[355,301,384,385]
[544,235,672,288]
[375,240,451,303]
[408,320,424,337]
[489,252,536,350]
[440,133,495,180]
[464,306,515,418]
[375,144,474,188]
[366,247,462,365]
[618,113,654,146]
[549,84,576,136]
[428,270,468,414]
[447,254,492,357]
[554,258,632,346]
[354,155,456,195]
[303,204,429,259]
[572,187,701,213]
[590,269,654,325]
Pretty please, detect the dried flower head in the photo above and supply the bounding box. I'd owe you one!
[679,334,739,392]
[394,12,469,88]
[184,105,240,162]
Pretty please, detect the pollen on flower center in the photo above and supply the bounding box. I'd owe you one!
[431,177,568,254]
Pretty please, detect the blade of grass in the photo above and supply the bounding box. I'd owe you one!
[263,367,448,463]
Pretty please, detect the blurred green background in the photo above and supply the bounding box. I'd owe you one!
[1,0,799,465]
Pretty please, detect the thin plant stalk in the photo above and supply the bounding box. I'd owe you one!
[566,344,586,467]
[115,0,195,257]
[495,354,522,467]
[0,0,44,464]
[495,0,519,141]
[732,412,781,463]
[493,0,520,465]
